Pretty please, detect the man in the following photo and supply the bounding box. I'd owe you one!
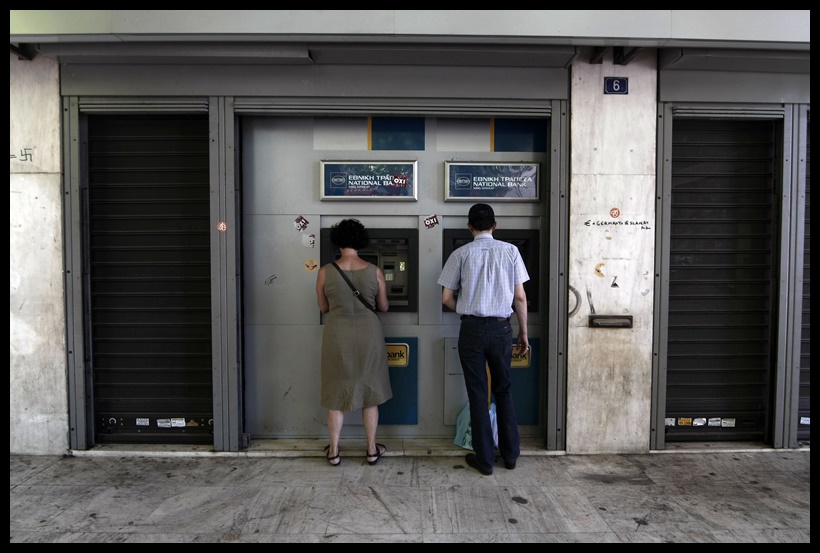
[438,203,530,475]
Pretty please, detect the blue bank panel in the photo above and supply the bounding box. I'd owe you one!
[371,117,425,151]
[380,337,418,424]
[510,337,539,425]
[494,118,548,152]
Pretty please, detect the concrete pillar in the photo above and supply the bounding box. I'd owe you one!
[565,48,657,454]
[9,52,68,454]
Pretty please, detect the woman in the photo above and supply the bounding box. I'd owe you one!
[315,219,392,466]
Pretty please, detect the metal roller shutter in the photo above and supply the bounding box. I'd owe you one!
[665,119,778,442]
[86,114,213,444]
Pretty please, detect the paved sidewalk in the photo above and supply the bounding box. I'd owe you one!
[10,443,810,543]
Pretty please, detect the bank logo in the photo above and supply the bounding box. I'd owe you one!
[455,174,472,188]
[386,343,409,367]
[330,173,348,187]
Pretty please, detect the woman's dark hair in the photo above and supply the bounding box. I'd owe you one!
[329,219,369,250]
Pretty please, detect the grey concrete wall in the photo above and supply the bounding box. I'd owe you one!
[566,48,657,454]
[9,53,68,455]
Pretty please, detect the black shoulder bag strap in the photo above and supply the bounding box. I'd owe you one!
[330,262,378,313]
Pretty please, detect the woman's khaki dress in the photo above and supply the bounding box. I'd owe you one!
[321,263,393,411]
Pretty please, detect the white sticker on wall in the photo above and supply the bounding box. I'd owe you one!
[708,418,721,427]
[665,418,676,426]
[136,418,150,426]
[157,419,171,428]
[721,418,736,427]
[693,418,706,426]
[799,417,810,425]
[171,418,186,427]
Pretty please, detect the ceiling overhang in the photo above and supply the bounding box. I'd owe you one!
[659,48,810,74]
[10,40,809,76]
[11,41,579,68]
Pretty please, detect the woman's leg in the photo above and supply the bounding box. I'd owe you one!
[326,409,344,465]
[362,405,383,458]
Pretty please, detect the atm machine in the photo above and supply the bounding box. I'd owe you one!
[320,227,419,312]
[441,227,541,427]
[441,228,540,312]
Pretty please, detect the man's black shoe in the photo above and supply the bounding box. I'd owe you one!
[465,454,493,475]
[503,459,516,470]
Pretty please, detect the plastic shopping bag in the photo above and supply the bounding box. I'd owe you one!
[454,402,498,450]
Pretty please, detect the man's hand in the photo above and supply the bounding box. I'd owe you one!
[515,334,529,354]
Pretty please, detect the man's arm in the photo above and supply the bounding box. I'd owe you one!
[512,283,529,352]
[442,287,457,312]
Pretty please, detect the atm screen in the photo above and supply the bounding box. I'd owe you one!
[442,228,539,312]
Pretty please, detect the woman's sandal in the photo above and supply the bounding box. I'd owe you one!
[324,445,341,467]
[366,443,386,466]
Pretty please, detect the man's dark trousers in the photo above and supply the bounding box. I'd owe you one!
[458,316,520,471]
